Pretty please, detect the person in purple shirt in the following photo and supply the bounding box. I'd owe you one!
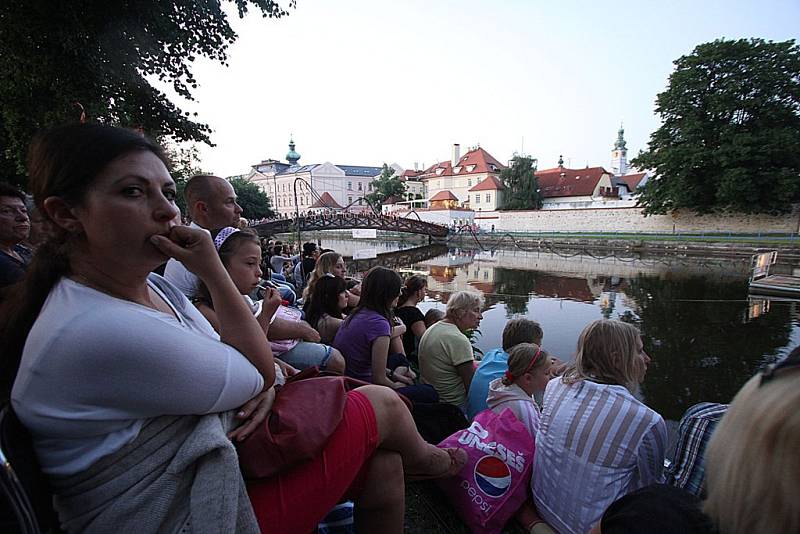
[333,266,437,403]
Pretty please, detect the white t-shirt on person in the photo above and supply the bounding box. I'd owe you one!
[11,274,263,476]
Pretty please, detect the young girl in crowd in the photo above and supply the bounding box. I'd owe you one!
[333,266,437,403]
[304,274,348,344]
[487,343,556,534]
[193,227,346,374]
[304,251,359,306]
[486,343,551,436]
[3,123,465,534]
[532,319,666,534]
[394,275,428,363]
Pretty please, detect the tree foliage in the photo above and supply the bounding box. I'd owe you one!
[164,144,205,216]
[634,38,800,215]
[500,156,542,210]
[366,164,407,207]
[230,177,274,219]
[0,0,294,189]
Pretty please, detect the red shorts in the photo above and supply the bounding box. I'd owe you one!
[246,389,379,533]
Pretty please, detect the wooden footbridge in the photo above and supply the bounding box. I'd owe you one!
[251,214,450,239]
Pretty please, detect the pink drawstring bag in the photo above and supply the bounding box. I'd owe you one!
[435,408,535,534]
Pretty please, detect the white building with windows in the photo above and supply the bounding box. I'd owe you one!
[245,138,386,216]
[420,143,506,208]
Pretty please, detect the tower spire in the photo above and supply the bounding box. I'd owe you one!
[286,135,301,165]
[611,124,628,176]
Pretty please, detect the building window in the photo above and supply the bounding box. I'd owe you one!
[475,195,479,204]
[486,194,491,203]
[358,182,363,191]
[277,198,281,207]
[468,179,472,186]
[348,181,352,190]
[483,270,488,280]
[348,196,353,205]
[368,183,373,191]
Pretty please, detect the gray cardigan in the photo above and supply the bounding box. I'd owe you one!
[49,412,259,534]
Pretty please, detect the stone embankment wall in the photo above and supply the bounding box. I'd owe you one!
[474,206,800,234]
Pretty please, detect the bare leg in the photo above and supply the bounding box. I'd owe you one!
[356,385,466,476]
[353,450,404,533]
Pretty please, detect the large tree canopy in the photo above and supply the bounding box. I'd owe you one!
[0,0,294,189]
[501,155,542,210]
[366,164,406,208]
[634,38,800,215]
[230,176,274,219]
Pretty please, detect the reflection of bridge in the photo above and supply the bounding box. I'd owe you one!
[252,214,449,238]
[346,245,448,275]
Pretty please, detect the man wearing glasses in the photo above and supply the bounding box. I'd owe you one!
[0,182,31,288]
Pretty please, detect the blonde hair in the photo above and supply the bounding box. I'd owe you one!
[303,251,343,301]
[703,365,800,534]
[502,343,549,386]
[445,290,484,321]
[562,319,644,392]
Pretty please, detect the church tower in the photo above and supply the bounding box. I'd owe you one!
[286,136,301,166]
[610,125,627,176]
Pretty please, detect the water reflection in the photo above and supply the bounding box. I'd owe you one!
[407,247,800,419]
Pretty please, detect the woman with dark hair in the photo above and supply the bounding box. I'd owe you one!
[304,274,348,344]
[2,123,464,533]
[394,275,428,363]
[333,266,437,403]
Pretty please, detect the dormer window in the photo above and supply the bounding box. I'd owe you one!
[467,165,476,172]
[489,164,496,172]
[453,166,462,174]
[436,168,444,175]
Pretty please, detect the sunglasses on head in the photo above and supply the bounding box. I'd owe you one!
[760,348,800,387]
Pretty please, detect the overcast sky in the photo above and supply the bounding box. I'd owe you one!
[166,0,800,177]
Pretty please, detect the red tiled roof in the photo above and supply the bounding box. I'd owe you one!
[383,195,401,204]
[421,147,506,179]
[429,190,459,201]
[469,175,505,192]
[401,169,424,179]
[310,192,343,209]
[535,166,609,198]
[620,172,646,191]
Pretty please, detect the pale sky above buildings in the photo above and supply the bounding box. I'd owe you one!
[165,0,800,177]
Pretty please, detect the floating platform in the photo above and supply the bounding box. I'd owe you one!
[749,274,800,298]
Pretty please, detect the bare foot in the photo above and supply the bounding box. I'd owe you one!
[405,447,467,480]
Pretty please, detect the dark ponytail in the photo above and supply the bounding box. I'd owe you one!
[0,123,168,401]
[397,275,427,307]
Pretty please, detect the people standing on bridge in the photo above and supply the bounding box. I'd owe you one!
[417,290,483,410]
[0,182,32,290]
[163,174,242,298]
[532,319,666,534]
[394,275,428,364]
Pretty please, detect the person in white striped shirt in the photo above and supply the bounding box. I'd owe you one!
[532,320,666,534]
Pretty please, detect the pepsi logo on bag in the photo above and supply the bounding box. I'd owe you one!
[436,409,535,534]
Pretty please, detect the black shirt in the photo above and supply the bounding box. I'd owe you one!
[0,244,32,288]
[395,305,425,362]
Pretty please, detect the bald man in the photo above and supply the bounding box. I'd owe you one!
[164,175,243,297]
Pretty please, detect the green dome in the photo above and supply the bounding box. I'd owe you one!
[286,137,301,164]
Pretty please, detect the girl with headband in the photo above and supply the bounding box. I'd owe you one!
[486,342,552,438]
[195,227,346,375]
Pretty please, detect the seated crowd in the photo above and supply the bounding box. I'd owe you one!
[0,124,797,534]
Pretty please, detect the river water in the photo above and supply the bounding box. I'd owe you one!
[309,235,800,421]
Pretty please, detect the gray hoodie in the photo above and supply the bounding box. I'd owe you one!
[486,377,541,438]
